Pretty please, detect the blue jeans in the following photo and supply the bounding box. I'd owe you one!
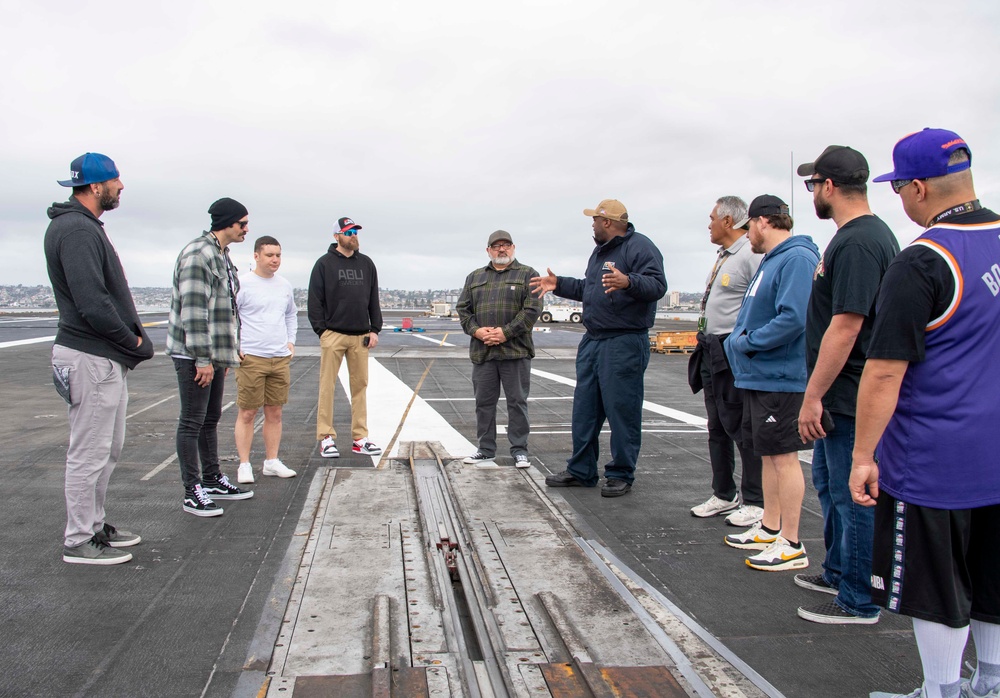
[812,412,879,618]
[174,358,226,490]
[566,333,649,486]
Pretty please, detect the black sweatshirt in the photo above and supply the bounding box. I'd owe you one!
[307,245,383,336]
[44,199,154,369]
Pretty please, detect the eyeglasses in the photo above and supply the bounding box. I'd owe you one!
[490,242,513,250]
[237,221,249,229]
[804,178,826,193]
[890,179,922,194]
[339,229,359,236]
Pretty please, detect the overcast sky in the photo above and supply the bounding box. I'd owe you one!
[4,1,999,293]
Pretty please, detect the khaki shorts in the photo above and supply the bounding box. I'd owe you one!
[235,354,291,409]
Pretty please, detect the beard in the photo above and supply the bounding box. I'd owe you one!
[98,187,121,211]
[492,254,512,265]
[813,196,833,220]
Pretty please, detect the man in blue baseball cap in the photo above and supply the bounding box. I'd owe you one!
[852,129,1000,698]
[45,153,154,565]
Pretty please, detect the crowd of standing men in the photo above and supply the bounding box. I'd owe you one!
[42,126,1000,698]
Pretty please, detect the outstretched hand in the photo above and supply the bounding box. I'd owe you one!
[529,268,557,298]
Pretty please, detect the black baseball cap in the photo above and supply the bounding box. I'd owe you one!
[337,217,362,233]
[733,195,789,228]
[797,145,869,184]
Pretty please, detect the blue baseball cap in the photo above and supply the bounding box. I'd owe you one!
[57,152,120,187]
[872,128,972,182]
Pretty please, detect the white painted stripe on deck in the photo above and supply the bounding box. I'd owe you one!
[127,394,174,419]
[140,401,235,480]
[530,368,708,427]
[0,317,56,324]
[0,335,55,349]
[338,359,475,462]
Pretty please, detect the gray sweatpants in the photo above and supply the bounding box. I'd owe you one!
[52,345,129,548]
[471,358,531,458]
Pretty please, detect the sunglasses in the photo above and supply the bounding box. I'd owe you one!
[890,179,923,194]
[237,221,249,229]
[339,228,359,236]
[804,178,826,193]
[490,241,513,250]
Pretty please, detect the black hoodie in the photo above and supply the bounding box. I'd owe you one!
[44,199,154,369]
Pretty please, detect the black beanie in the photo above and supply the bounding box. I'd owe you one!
[208,197,248,231]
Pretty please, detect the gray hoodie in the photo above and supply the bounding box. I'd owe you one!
[44,199,154,369]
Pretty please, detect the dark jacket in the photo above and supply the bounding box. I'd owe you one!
[43,199,154,369]
[554,225,666,338]
[307,245,383,336]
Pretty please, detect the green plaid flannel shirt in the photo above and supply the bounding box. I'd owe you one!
[457,259,542,364]
[165,232,241,368]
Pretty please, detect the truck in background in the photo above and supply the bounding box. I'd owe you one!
[539,306,582,323]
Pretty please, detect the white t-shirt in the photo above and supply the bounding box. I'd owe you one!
[236,272,298,358]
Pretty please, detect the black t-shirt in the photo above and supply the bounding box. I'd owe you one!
[868,208,1000,362]
[805,214,900,416]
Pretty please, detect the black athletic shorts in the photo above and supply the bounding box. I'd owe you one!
[871,494,1000,628]
[741,390,807,456]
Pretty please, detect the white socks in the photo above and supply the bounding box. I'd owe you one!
[913,617,969,698]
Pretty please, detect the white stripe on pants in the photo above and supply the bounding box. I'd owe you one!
[52,345,129,548]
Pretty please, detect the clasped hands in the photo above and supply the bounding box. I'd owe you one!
[475,327,507,346]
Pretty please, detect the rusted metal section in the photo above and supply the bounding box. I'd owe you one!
[537,663,686,698]
[601,666,687,697]
[538,662,591,697]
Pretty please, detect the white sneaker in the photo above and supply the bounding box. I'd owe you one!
[262,459,296,478]
[353,438,382,455]
[691,494,739,518]
[745,537,808,572]
[514,454,530,469]
[237,463,254,484]
[724,522,778,550]
[320,436,339,458]
[463,452,493,464]
[725,504,764,527]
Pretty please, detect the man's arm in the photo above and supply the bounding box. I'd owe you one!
[368,264,383,333]
[176,252,215,367]
[849,359,908,506]
[622,239,667,302]
[456,273,482,338]
[284,281,298,353]
[798,312,865,441]
[499,268,543,340]
[306,261,326,336]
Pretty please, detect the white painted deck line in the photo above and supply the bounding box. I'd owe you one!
[0,335,55,349]
[338,358,475,463]
[530,367,708,427]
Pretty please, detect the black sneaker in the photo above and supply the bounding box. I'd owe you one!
[794,573,838,596]
[183,484,224,517]
[797,601,879,625]
[545,470,585,487]
[202,474,254,501]
[601,479,632,498]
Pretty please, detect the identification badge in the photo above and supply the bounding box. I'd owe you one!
[697,316,707,332]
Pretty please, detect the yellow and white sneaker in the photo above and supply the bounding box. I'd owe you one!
[746,537,808,572]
